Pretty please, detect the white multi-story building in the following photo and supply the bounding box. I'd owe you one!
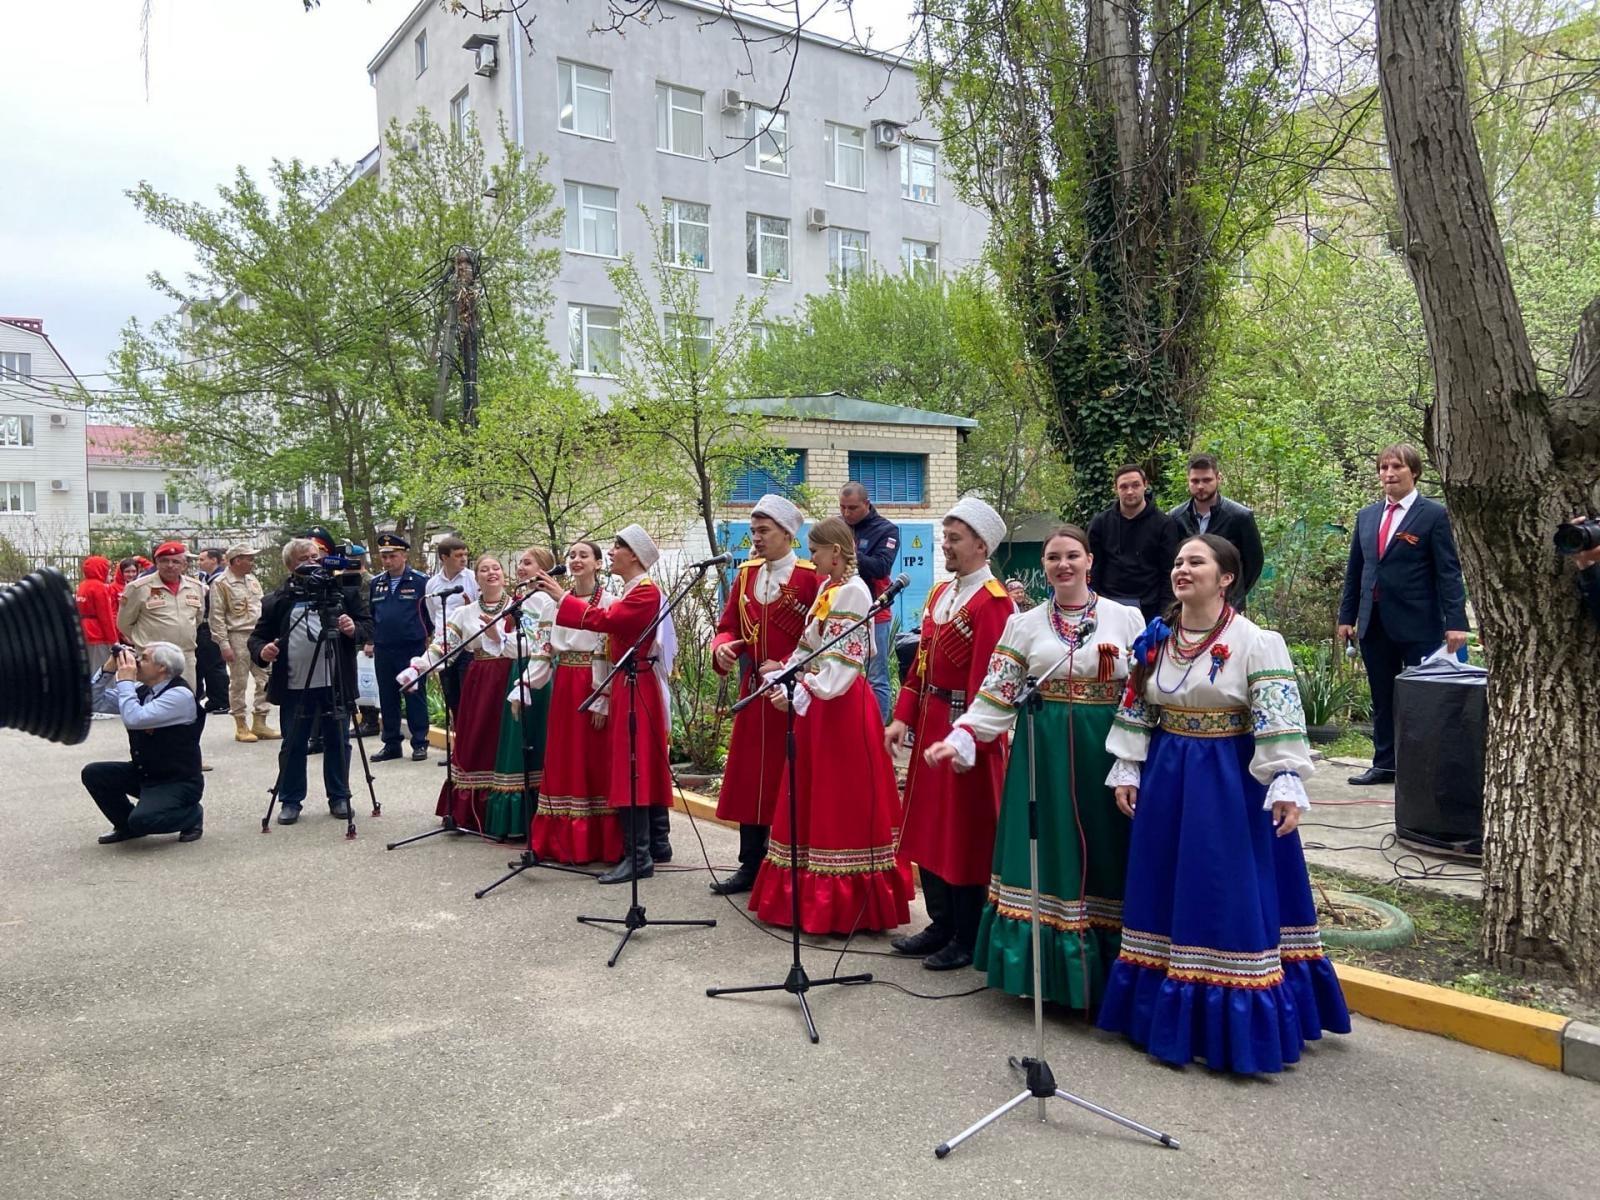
[0,317,89,561]
[366,0,988,392]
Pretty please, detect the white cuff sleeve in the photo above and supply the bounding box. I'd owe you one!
[1265,772,1311,811]
[943,726,977,771]
[790,681,812,717]
[1105,759,1141,789]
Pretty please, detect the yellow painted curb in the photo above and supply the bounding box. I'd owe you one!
[671,787,733,829]
[1335,962,1569,1070]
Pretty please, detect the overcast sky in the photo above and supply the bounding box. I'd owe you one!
[0,0,911,382]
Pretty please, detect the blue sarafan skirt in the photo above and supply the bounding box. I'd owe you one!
[1095,728,1351,1073]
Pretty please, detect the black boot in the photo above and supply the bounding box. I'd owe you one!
[710,822,768,895]
[894,868,954,956]
[923,882,982,969]
[648,805,673,863]
[598,808,654,885]
[355,708,380,738]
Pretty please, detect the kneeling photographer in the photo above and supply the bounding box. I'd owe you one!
[249,538,373,824]
[81,642,206,846]
[1557,514,1600,629]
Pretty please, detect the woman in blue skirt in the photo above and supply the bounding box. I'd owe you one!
[1098,533,1349,1073]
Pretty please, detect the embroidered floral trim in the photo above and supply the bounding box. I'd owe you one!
[535,794,614,819]
[765,839,900,875]
[988,881,1123,932]
[1158,705,1250,737]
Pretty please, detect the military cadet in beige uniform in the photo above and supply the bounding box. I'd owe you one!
[210,543,279,743]
[118,540,208,685]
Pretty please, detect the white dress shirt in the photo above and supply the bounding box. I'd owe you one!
[751,550,797,604]
[1379,488,1419,555]
[932,565,995,624]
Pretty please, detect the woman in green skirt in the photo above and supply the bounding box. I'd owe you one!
[483,546,556,840]
[923,525,1144,1012]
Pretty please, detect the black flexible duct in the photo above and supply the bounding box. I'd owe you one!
[0,567,90,745]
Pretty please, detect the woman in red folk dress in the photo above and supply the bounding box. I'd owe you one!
[530,524,674,885]
[516,539,623,864]
[748,517,912,935]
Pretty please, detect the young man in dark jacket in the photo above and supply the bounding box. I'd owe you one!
[1168,453,1265,609]
[1087,465,1185,622]
[840,481,899,721]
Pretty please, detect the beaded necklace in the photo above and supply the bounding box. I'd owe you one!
[1047,591,1097,649]
[479,593,511,618]
[1154,604,1233,694]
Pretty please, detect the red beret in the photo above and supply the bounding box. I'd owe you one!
[153,541,189,559]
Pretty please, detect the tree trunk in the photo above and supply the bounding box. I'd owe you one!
[1377,0,1600,991]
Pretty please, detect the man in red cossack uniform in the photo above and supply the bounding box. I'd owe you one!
[536,523,677,885]
[707,494,822,895]
[886,496,1015,970]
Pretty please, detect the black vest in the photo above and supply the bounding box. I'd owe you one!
[126,677,206,786]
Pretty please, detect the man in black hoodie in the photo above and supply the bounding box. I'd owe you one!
[1087,464,1185,622]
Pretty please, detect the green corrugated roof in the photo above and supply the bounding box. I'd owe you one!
[738,392,978,430]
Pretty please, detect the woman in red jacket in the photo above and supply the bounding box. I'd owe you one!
[77,556,121,714]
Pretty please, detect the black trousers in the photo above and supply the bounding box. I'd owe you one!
[920,867,984,953]
[195,627,230,710]
[278,687,352,807]
[1360,604,1432,773]
[737,822,769,871]
[374,641,430,750]
[83,761,204,836]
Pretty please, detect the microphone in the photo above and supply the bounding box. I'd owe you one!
[874,573,912,608]
[548,563,568,578]
[434,584,467,596]
[688,552,733,569]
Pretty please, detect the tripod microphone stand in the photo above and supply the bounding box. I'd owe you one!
[705,591,895,1043]
[575,567,717,967]
[386,590,524,851]
[476,587,599,896]
[934,647,1178,1158]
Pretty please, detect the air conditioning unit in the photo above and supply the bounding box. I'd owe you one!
[720,88,744,113]
[805,207,829,231]
[872,120,904,150]
[473,43,498,76]
[50,479,69,493]
[48,412,68,428]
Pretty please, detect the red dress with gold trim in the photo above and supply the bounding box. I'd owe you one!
[556,576,673,810]
[894,575,1014,885]
[711,556,823,825]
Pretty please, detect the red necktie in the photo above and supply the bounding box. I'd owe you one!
[1378,502,1400,559]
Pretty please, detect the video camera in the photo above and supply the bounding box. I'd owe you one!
[1554,517,1600,556]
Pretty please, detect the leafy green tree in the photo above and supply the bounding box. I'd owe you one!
[112,113,562,550]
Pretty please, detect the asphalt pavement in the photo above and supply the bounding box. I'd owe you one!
[1,719,1595,1200]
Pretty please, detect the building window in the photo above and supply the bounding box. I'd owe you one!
[559,61,612,140]
[155,492,179,516]
[1,481,38,514]
[0,414,33,447]
[0,353,31,380]
[746,213,790,280]
[568,304,621,376]
[728,451,806,504]
[828,228,870,285]
[449,88,471,141]
[848,452,925,504]
[665,314,714,364]
[89,490,109,515]
[901,141,938,204]
[119,491,145,516]
[564,183,620,257]
[655,84,703,157]
[414,30,428,76]
[825,123,866,190]
[902,239,939,282]
[744,106,788,175]
[662,200,711,270]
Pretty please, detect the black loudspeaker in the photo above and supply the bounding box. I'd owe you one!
[1393,656,1486,859]
[0,567,91,745]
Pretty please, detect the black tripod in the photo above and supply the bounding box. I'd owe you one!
[260,597,381,840]
[386,590,517,851]
[575,567,717,967]
[705,591,894,1043]
[476,589,599,896]
[934,648,1178,1158]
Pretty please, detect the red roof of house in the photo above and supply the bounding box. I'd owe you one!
[1,317,45,336]
[86,425,183,467]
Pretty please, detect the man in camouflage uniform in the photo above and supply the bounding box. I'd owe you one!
[118,540,207,685]
[209,543,279,743]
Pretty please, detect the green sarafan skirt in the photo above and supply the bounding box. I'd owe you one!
[973,698,1129,1012]
[482,658,550,841]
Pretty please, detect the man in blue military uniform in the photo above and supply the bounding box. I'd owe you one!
[367,533,435,762]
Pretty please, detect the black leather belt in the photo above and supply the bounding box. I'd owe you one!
[928,685,967,714]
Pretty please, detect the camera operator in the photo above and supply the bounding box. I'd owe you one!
[248,538,373,824]
[1563,514,1600,629]
[81,642,206,845]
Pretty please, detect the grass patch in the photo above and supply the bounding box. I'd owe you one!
[1321,730,1375,759]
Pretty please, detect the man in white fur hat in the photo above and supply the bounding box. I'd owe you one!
[707,494,823,894]
[885,495,1015,970]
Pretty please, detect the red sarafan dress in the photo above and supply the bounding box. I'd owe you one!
[710,552,822,826]
[556,575,673,810]
[526,585,623,863]
[748,574,913,934]
[423,598,516,832]
[895,569,1014,886]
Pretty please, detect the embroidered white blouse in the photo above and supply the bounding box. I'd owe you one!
[513,587,609,714]
[772,574,873,716]
[1104,614,1316,810]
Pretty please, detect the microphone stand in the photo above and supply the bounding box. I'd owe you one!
[704,586,899,1043]
[476,586,600,896]
[574,565,718,967]
[934,645,1179,1158]
[386,590,523,850]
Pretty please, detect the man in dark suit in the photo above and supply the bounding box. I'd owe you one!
[1168,453,1265,609]
[1338,443,1470,785]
